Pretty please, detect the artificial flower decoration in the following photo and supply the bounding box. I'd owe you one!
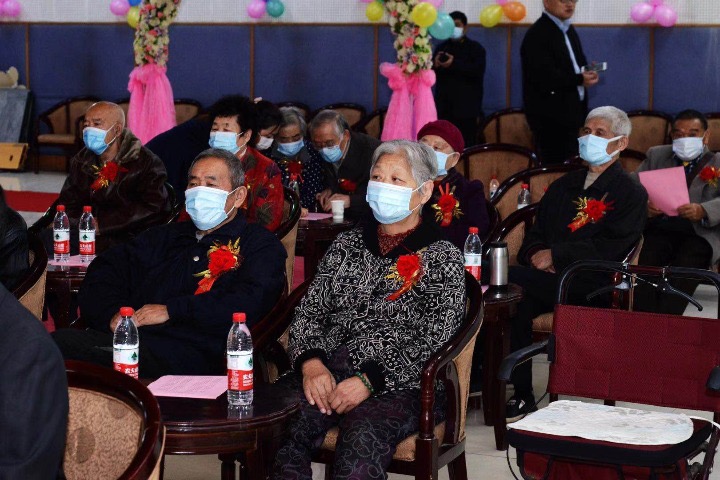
[133,0,181,67]
[431,184,463,227]
[699,166,720,188]
[568,195,614,232]
[91,161,129,192]
[287,160,303,177]
[194,239,243,295]
[338,178,358,194]
[386,251,424,301]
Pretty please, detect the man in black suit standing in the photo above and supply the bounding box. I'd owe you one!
[521,0,599,164]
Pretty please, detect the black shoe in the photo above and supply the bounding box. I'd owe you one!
[505,394,537,423]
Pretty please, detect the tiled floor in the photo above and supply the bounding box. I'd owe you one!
[6,171,720,479]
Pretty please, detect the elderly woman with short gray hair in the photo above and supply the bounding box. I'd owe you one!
[273,140,466,480]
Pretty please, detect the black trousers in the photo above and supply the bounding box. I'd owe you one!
[634,226,713,315]
[52,328,170,378]
[530,121,580,164]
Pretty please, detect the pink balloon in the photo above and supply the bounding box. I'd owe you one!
[427,0,444,7]
[247,0,266,19]
[496,0,510,5]
[360,0,374,3]
[648,0,663,5]
[110,0,131,16]
[2,0,21,17]
[655,4,677,27]
[630,2,655,23]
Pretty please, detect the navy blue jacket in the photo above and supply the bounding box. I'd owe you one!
[78,214,287,374]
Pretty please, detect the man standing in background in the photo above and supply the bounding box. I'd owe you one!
[434,11,486,148]
[522,0,599,163]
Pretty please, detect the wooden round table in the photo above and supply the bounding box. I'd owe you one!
[158,382,301,480]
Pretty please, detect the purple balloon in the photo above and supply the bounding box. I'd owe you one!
[426,0,443,7]
[655,4,677,27]
[110,0,131,16]
[630,2,655,23]
[2,0,21,17]
[496,0,510,5]
[247,0,266,19]
[648,0,663,5]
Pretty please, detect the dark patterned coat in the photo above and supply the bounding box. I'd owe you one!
[288,217,465,393]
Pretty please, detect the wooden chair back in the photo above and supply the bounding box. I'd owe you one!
[480,108,534,150]
[618,149,646,174]
[627,110,672,153]
[313,103,367,128]
[354,108,387,139]
[174,98,202,125]
[12,232,48,321]
[276,187,302,292]
[276,101,311,121]
[38,96,100,137]
[706,113,720,152]
[64,361,164,480]
[486,203,539,266]
[457,143,539,198]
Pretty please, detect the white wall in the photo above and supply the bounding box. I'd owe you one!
[6,0,720,25]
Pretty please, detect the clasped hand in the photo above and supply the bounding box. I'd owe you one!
[301,358,371,415]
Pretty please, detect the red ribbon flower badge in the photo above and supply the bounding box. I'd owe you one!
[338,178,357,194]
[699,166,720,187]
[568,194,613,232]
[91,161,128,192]
[386,250,424,301]
[431,184,463,227]
[194,239,243,295]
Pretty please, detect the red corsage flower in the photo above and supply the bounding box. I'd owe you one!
[91,161,128,192]
[338,178,357,194]
[568,195,614,232]
[194,239,243,295]
[699,166,720,187]
[386,251,424,301]
[287,160,303,176]
[431,184,463,227]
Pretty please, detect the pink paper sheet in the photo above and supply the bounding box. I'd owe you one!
[147,375,227,399]
[638,166,689,216]
[48,255,92,267]
[303,212,333,221]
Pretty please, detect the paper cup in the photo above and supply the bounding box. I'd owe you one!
[331,200,345,222]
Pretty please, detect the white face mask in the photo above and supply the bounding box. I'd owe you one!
[672,137,704,162]
[256,135,274,151]
[578,134,623,166]
[451,27,464,39]
[365,180,422,224]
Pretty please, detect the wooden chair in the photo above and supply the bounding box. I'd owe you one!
[483,202,501,244]
[115,98,131,120]
[354,108,387,139]
[627,110,672,153]
[35,96,100,170]
[479,108,534,150]
[705,113,720,152]
[276,187,302,292]
[312,103,367,129]
[618,148,646,173]
[485,203,539,266]
[11,232,48,321]
[173,98,202,125]
[64,360,164,480]
[456,143,539,199]
[276,101,311,121]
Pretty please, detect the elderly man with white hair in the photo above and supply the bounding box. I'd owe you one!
[504,106,648,421]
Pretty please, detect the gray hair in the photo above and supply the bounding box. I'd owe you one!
[308,110,350,138]
[586,106,632,137]
[370,140,437,195]
[279,107,307,136]
[189,148,245,190]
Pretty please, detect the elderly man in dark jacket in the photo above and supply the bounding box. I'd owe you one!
[505,107,647,421]
[53,149,286,377]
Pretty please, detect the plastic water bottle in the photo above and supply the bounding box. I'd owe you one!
[113,307,139,379]
[517,183,531,210]
[79,206,96,263]
[489,175,500,200]
[464,227,482,281]
[288,173,301,198]
[53,204,70,262]
[227,312,253,406]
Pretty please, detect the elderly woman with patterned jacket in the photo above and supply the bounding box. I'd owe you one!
[272,140,466,480]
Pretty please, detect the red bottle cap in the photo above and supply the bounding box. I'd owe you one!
[522,183,529,189]
[83,206,92,213]
[491,174,497,179]
[468,227,478,234]
[120,307,134,317]
[56,205,65,212]
[233,312,246,323]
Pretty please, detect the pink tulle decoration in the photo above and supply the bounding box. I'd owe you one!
[380,63,413,141]
[127,64,177,144]
[655,4,677,27]
[110,0,130,16]
[2,0,22,17]
[247,0,266,19]
[408,69,437,139]
[630,2,655,23]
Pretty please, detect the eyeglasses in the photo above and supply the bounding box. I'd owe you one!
[557,0,578,4]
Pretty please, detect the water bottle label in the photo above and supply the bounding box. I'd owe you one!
[53,230,70,254]
[113,347,139,379]
[464,253,482,281]
[79,230,95,255]
[228,352,253,392]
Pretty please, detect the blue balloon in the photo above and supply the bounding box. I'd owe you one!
[266,0,285,18]
[128,0,142,6]
[429,13,454,40]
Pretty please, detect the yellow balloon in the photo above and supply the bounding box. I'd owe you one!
[127,6,140,29]
[479,4,503,28]
[410,2,438,28]
[366,2,384,22]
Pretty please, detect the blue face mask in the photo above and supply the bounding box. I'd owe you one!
[434,151,452,177]
[578,134,623,166]
[185,186,238,231]
[366,180,422,225]
[451,26,464,40]
[209,131,242,154]
[321,144,344,163]
[83,126,118,155]
[278,139,304,158]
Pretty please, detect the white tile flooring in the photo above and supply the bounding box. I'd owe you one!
[5,170,719,479]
